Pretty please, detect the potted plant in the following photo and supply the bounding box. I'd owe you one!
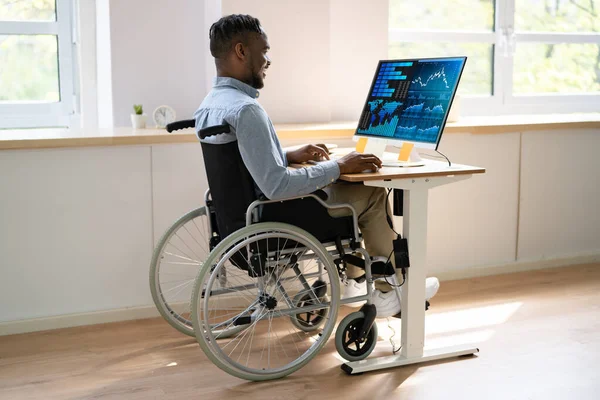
[131,104,147,129]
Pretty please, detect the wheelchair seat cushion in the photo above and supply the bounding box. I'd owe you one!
[260,197,355,244]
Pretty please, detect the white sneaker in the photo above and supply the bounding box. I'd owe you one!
[372,277,440,318]
[341,277,367,307]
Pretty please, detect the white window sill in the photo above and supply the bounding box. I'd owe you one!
[1,113,599,151]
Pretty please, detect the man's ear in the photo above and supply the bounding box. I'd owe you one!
[234,42,246,60]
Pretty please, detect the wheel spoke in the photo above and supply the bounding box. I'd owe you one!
[163,251,199,263]
[197,226,339,379]
[151,208,210,337]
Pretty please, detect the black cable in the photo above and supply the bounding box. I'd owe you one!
[382,263,406,289]
[385,189,400,236]
[435,150,451,167]
[381,189,406,289]
[421,153,444,159]
[419,150,452,167]
[389,144,452,167]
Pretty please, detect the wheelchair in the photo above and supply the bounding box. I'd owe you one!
[149,119,403,381]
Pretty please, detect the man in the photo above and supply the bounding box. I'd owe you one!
[194,14,439,317]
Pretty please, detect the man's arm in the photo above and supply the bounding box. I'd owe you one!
[235,104,340,200]
[285,144,330,165]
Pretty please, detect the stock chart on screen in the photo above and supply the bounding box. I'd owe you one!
[357,57,466,146]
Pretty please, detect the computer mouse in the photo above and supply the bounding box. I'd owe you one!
[361,168,376,173]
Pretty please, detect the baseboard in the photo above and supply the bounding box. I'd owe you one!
[433,251,600,282]
[2,252,599,337]
[0,304,161,337]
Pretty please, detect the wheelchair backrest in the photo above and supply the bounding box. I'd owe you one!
[195,122,357,263]
[199,124,257,240]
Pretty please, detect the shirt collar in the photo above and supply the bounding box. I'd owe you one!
[213,77,260,99]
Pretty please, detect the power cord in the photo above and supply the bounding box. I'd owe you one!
[420,150,452,167]
[381,263,406,289]
[385,188,400,237]
[387,317,402,354]
[382,189,407,289]
[389,144,452,167]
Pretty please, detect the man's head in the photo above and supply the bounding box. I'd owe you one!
[209,14,271,89]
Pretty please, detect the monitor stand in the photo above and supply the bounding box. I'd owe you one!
[357,137,426,167]
[382,159,425,167]
[381,144,425,167]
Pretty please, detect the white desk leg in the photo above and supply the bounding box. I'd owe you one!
[401,187,428,359]
[342,180,479,375]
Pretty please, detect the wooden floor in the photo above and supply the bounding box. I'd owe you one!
[1,263,599,400]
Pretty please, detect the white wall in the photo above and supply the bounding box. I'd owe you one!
[151,144,209,245]
[94,0,389,126]
[426,132,521,275]
[222,0,332,123]
[0,147,153,322]
[329,0,389,121]
[518,130,600,260]
[104,0,208,127]
[96,0,114,128]
[203,0,222,94]
[221,0,389,123]
[78,0,99,129]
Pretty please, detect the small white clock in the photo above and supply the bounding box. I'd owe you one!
[153,105,176,128]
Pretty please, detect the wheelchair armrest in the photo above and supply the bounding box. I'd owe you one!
[246,192,359,243]
[312,189,328,201]
[258,189,327,202]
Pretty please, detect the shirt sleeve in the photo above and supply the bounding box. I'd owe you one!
[234,104,340,200]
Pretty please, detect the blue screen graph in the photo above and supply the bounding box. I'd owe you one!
[357,57,466,146]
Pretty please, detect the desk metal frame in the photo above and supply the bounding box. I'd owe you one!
[340,173,480,374]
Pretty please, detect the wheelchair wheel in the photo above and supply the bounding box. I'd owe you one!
[191,222,340,381]
[335,311,378,362]
[150,206,217,337]
[290,290,329,332]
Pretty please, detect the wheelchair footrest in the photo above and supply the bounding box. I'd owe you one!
[370,260,395,276]
[338,255,395,275]
[340,254,365,269]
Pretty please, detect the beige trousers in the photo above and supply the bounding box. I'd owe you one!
[324,182,399,285]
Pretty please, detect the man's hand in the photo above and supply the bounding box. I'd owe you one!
[286,144,330,164]
[336,152,382,174]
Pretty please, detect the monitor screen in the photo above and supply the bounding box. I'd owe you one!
[356,57,467,150]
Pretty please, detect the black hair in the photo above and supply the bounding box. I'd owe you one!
[209,14,263,59]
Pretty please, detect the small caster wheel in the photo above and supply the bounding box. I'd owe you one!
[290,292,329,332]
[335,311,378,362]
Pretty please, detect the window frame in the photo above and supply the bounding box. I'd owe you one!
[0,0,77,128]
[388,0,600,116]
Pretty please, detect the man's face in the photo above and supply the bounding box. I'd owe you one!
[245,32,271,89]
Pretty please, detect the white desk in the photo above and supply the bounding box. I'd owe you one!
[338,158,486,374]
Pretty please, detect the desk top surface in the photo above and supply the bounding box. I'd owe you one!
[338,159,485,182]
[323,148,486,182]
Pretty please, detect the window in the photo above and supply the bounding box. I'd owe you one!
[0,0,76,128]
[389,0,600,115]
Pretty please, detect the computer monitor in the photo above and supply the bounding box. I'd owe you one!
[356,57,467,152]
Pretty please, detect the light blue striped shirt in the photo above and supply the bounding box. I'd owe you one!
[194,77,340,200]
